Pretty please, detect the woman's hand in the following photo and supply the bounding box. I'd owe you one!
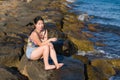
[49,38,57,42]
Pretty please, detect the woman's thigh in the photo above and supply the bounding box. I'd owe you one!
[30,47,44,60]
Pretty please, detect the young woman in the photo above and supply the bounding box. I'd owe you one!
[26,16,63,70]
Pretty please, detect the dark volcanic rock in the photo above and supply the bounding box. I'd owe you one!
[0,65,28,80]
[19,55,85,80]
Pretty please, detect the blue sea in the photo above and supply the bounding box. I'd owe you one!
[72,0,120,27]
[67,0,120,58]
[66,0,120,79]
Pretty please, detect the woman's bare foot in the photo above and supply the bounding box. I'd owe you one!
[56,63,64,69]
[45,65,56,70]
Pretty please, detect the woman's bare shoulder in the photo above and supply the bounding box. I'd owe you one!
[30,31,38,37]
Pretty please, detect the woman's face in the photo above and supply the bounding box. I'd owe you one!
[35,20,44,31]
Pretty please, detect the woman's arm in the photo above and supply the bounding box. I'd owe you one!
[41,29,57,44]
[43,29,48,41]
[30,31,43,46]
[30,31,57,46]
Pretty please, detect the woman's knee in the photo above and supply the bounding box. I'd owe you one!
[48,42,54,48]
[43,44,49,50]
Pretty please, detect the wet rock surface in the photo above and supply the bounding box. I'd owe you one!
[0,0,120,80]
[19,55,85,80]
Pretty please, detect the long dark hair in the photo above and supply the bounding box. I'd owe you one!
[29,16,46,35]
[34,16,44,24]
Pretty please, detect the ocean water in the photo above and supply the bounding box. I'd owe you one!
[66,0,120,79]
[68,0,120,58]
[71,0,120,27]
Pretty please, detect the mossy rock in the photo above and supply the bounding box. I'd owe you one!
[82,32,94,38]
[72,55,89,64]
[95,42,106,47]
[107,59,120,70]
[87,24,99,32]
[68,35,94,51]
[87,65,108,80]
[91,59,116,78]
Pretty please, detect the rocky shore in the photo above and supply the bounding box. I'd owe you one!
[0,0,120,80]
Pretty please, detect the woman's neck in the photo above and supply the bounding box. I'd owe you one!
[35,29,44,33]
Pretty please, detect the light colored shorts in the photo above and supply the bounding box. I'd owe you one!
[26,46,37,59]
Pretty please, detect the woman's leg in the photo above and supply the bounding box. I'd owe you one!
[30,47,44,60]
[42,45,56,70]
[48,43,64,69]
[30,45,55,70]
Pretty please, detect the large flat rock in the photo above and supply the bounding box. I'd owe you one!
[19,55,85,80]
